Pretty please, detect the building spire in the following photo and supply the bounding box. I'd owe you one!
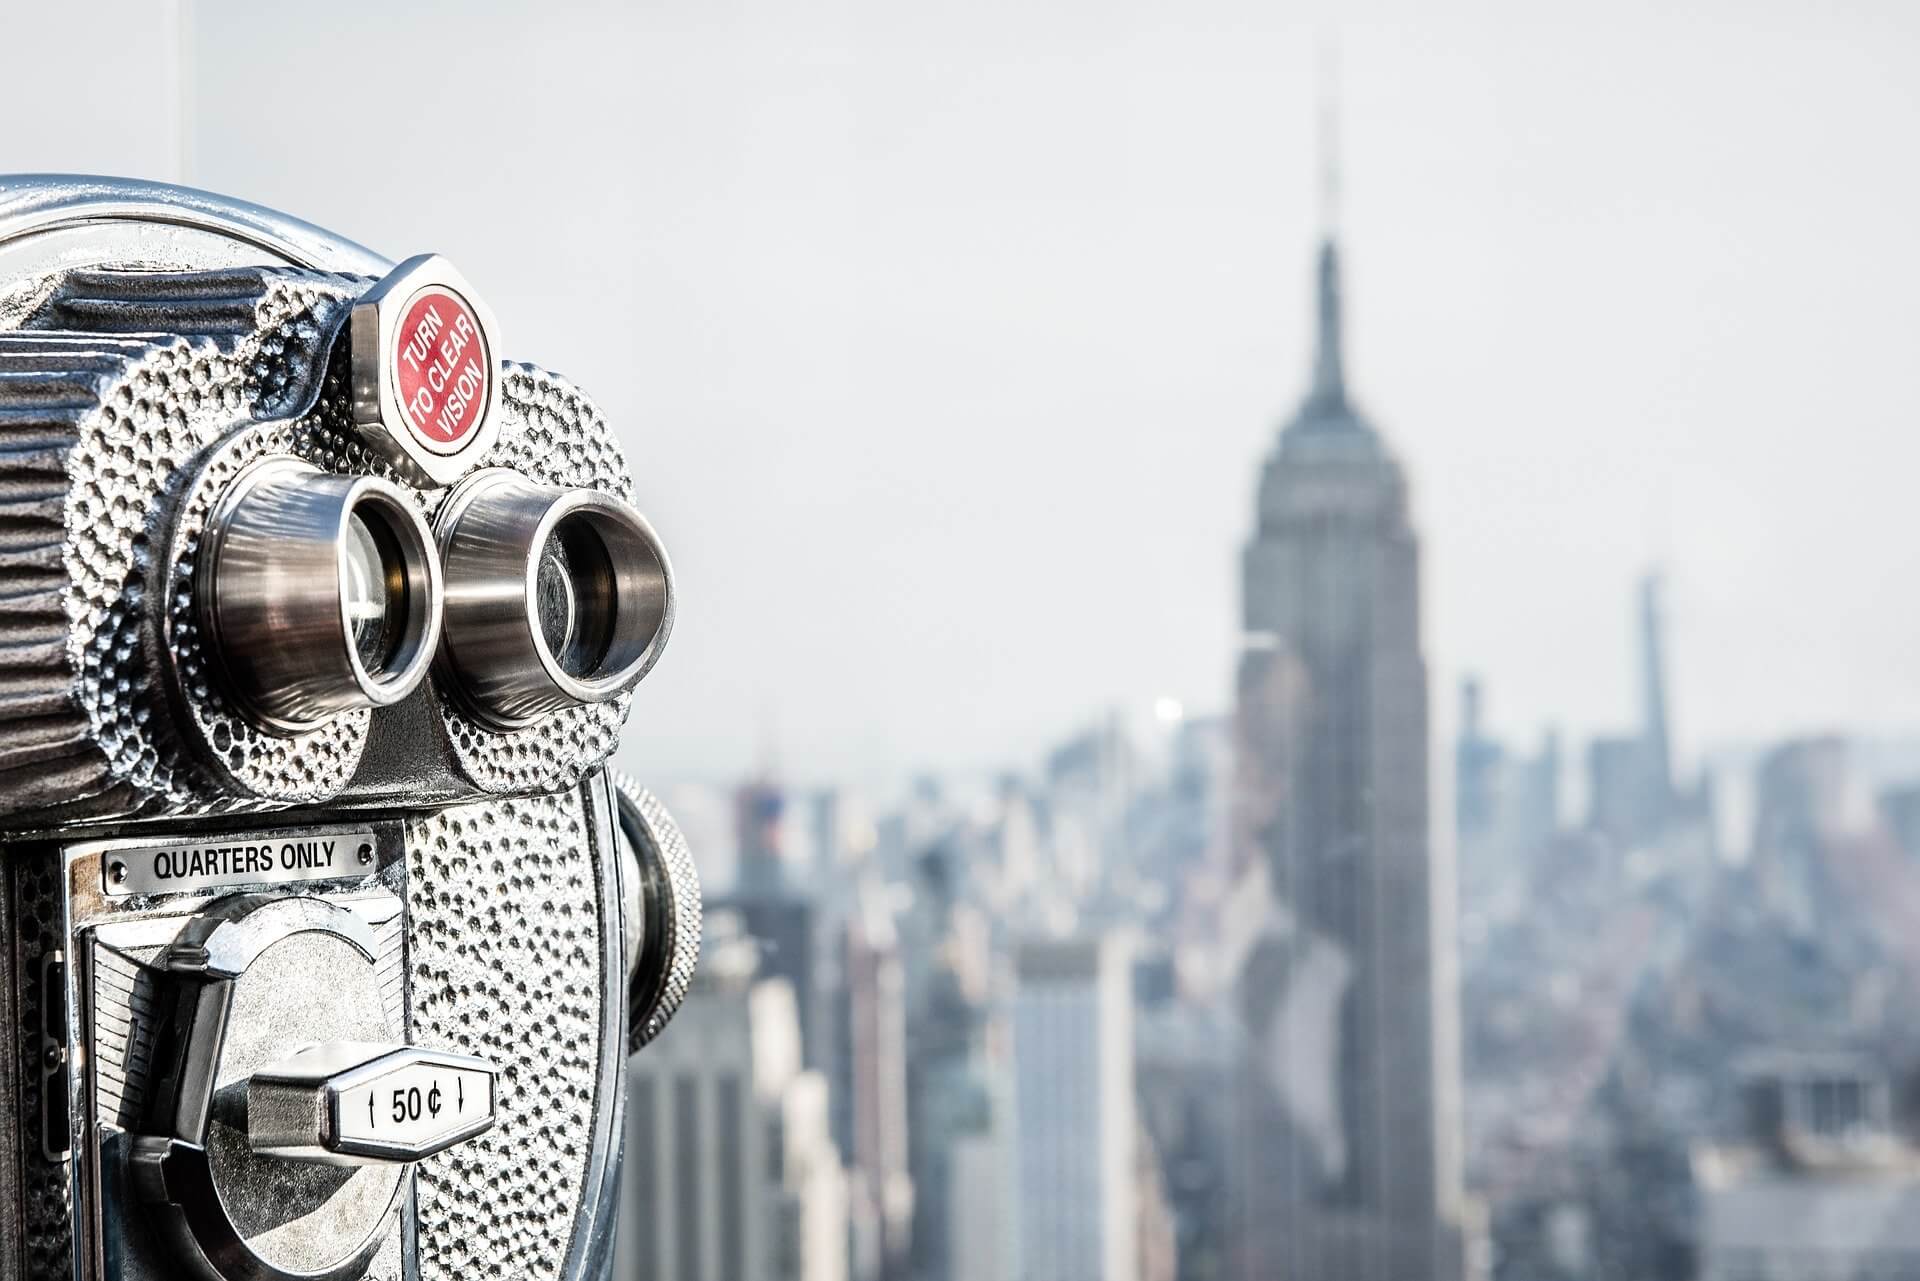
[1308,35,1347,411]
[1318,33,1341,241]
[1639,571,1674,799]
[1310,241,1346,408]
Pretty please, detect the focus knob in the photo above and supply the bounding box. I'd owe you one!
[612,775,702,1052]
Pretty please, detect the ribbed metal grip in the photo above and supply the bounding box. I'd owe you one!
[612,775,702,1053]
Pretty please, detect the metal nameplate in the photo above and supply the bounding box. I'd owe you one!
[85,828,379,898]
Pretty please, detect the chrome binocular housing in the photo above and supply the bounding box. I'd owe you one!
[0,177,699,1281]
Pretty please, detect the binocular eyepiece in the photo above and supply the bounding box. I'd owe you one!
[199,461,674,734]
[437,469,674,728]
[198,459,443,732]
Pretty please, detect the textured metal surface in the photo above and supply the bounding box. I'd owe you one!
[164,420,381,804]
[404,785,619,1281]
[612,776,702,1053]
[0,861,19,1281]
[0,266,370,823]
[86,944,159,1131]
[434,366,637,796]
[11,849,71,1280]
[0,179,653,830]
[0,279,643,827]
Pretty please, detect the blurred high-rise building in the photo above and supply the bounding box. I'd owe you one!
[1012,936,1139,1281]
[1227,234,1468,1280]
[1453,679,1560,942]
[908,844,1016,1281]
[718,778,827,1070]
[1134,1115,1180,1281]
[736,776,791,894]
[1456,678,1503,842]
[1586,574,1683,847]
[829,879,916,1281]
[622,914,850,1281]
[1693,1055,1920,1281]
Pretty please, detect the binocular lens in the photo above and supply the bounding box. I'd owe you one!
[199,459,444,734]
[536,509,666,682]
[536,519,609,678]
[436,470,674,727]
[345,508,413,675]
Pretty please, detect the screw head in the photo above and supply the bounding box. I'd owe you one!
[357,843,375,867]
[107,860,129,886]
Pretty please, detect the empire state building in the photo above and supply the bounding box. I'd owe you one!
[1229,235,1468,1281]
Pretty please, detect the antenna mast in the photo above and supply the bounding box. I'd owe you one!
[1317,34,1341,239]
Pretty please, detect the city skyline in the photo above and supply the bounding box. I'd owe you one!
[607,202,1920,1274]
[11,10,1920,1281]
[11,3,1920,787]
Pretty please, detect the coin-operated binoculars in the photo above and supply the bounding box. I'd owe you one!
[0,177,700,1281]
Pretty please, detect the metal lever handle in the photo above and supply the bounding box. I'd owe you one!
[248,1042,498,1165]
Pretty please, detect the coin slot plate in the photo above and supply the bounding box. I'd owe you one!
[78,827,379,899]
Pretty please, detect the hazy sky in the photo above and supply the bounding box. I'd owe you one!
[11,1,1920,791]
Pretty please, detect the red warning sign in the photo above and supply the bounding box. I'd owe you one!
[392,287,490,454]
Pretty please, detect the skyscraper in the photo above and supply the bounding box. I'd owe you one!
[621,914,851,1281]
[830,879,916,1281]
[1228,233,1467,1279]
[1638,573,1674,808]
[907,845,1016,1281]
[717,778,827,1072]
[1587,572,1682,846]
[1012,937,1139,1281]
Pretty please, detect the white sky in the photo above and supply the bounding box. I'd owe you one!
[9,0,1920,792]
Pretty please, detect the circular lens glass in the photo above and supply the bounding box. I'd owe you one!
[536,517,617,679]
[343,506,410,676]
